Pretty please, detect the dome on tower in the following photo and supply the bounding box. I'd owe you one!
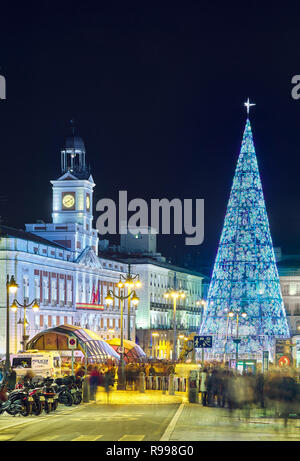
[64,134,85,152]
[60,121,90,179]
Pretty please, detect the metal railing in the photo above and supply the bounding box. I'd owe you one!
[145,375,187,392]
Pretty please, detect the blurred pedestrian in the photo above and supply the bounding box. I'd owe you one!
[149,364,156,376]
[75,365,85,378]
[89,366,100,401]
[255,372,265,409]
[200,367,208,406]
[104,370,113,403]
[6,367,17,391]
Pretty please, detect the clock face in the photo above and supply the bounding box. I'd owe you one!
[62,193,75,209]
[86,194,90,211]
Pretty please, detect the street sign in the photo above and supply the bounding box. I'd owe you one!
[263,351,269,373]
[193,335,212,348]
[278,355,291,367]
[68,337,77,349]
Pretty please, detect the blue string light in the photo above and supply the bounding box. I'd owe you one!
[200,118,290,359]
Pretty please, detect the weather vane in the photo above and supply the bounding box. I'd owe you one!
[244,98,256,114]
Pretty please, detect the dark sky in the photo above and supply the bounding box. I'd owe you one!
[1,2,300,273]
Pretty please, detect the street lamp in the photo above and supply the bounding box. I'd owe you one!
[5,275,18,373]
[223,308,231,364]
[228,310,247,373]
[105,270,140,390]
[152,332,159,358]
[11,298,39,352]
[164,288,186,362]
[196,299,206,330]
[118,264,141,342]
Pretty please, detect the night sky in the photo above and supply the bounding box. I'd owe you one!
[1,2,300,275]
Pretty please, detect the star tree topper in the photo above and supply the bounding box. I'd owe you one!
[244,97,256,114]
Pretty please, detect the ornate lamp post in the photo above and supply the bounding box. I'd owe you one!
[105,270,140,390]
[120,264,141,342]
[228,310,247,372]
[152,332,159,359]
[11,298,39,352]
[164,288,186,362]
[5,275,18,373]
[196,299,206,330]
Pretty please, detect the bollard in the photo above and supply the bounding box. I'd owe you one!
[187,370,199,403]
[155,376,158,390]
[168,374,175,395]
[162,376,166,394]
[82,376,90,403]
[139,372,145,393]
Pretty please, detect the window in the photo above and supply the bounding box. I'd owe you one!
[282,284,289,295]
[43,279,49,301]
[51,278,57,303]
[34,276,40,300]
[59,279,65,304]
[67,280,72,304]
[23,275,29,300]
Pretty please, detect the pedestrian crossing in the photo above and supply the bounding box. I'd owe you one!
[118,435,145,441]
[72,434,104,441]
[0,431,146,441]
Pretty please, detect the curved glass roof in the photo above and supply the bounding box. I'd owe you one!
[27,325,120,362]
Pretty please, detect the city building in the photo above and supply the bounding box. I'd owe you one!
[276,249,300,336]
[0,127,136,356]
[99,226,207,360]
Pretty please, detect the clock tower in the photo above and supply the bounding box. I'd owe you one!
[26,123,99,256]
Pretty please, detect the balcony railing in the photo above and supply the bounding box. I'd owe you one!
[150,302,201,312]
[150,324,200,331]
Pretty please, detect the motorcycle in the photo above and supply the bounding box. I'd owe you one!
[0,382,24,416]
[53,378,73,407]
[40,377,59,413]
[22,380,44,416]
[72,376,83,405]
[3,383,32,416]
[56,376,82,405]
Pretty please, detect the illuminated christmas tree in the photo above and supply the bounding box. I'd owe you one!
[200,107,289,360]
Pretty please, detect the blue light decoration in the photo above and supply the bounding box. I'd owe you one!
[200,117,290,360]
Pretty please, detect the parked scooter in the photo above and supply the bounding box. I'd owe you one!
[40,377,59,413]
[2,382,32,416]
[22,380,44,416]
[53,378,73,407]
[0,382,24,415]
[72,376,83,405]
[57,376,82,405]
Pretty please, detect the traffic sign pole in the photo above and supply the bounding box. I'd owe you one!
[72,349,74,376]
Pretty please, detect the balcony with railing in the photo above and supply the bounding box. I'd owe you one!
[150,301,201,312]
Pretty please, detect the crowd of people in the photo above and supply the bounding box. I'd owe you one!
[199,365,300,423]
[2,356,300,421]
[69,360,176,399]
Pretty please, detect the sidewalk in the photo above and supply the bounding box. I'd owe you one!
[94,388,187,405]
[161,403,300,441]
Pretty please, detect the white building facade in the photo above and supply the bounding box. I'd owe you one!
[0,129,135,356]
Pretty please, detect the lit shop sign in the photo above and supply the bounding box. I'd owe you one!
[76,303,104,311]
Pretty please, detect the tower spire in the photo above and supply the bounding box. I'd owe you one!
[70,119,75,136]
